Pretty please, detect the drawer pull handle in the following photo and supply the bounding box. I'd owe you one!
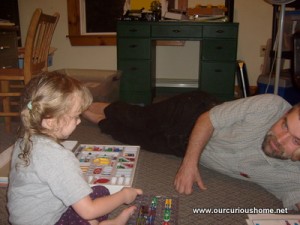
[216,46,223,50]
[0,45,10,50]
[129,44,137,48]
[129,29,137,32]
[215,69,222,72]
[216,30,224,33]
[172,29,181,33]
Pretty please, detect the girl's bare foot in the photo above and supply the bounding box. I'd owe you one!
[88,102,110,115]
[98,206,137,225]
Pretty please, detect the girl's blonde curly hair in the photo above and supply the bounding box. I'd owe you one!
[18,71,93,166]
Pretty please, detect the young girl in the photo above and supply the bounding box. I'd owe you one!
[7,72,142,225]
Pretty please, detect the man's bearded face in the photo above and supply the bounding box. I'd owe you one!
[262,131,290,160]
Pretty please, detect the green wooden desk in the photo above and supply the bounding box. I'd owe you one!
[117,21,239,104]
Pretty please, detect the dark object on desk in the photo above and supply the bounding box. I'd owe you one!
[121,9,143,21]
[121,9,162,22]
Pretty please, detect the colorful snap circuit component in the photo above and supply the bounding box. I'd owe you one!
[93,157,110,165]
[74,144,140,194]
[127,195,178,225]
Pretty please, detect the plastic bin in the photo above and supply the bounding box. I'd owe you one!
[257,72,300,105]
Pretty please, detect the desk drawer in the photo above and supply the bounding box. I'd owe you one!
[118,38,151,59]
[201,39,237,61]
[199,62,235,94]
[117,23,151,37]
[152,25,202,38]
[119,60,152,91]
[203,25,238,38]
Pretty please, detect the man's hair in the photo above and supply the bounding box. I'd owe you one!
[292,102,300,120]
[288,102,300,161]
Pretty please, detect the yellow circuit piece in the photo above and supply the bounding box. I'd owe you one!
[93,157,110,165]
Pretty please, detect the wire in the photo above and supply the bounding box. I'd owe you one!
[265,35,278,93]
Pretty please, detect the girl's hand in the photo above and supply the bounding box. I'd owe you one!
[121,187,143,204]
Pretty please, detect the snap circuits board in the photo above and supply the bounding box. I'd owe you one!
[127,195,179,225]
[74,144,140,194]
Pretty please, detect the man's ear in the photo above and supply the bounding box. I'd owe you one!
[41,118,56,130]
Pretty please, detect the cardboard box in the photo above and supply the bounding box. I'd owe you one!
[57,69,121,102]
[187,7,226,16]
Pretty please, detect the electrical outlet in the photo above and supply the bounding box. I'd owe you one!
[260,45,267,57]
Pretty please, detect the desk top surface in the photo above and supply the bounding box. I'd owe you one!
[117,20,239,26]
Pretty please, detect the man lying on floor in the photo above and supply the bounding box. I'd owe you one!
[83,91,300,211]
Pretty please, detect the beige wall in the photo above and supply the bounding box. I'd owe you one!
[18,0,274,86]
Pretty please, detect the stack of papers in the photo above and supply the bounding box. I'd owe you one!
[246,214,300,225]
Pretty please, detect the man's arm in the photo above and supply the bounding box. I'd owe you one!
[174,111,214,194]
[296,203,300,211]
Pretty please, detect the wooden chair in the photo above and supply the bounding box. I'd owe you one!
[0,8,60,132]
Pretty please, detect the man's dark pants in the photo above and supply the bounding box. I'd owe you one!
[98,91,219,157]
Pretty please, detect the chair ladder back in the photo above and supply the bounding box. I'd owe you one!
[0,8,60,132]
[24,9,59,84]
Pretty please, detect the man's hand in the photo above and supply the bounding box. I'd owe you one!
[173,111,213,195]
[174,162,207,195]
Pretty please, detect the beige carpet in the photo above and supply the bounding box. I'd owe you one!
[0,119,284,225]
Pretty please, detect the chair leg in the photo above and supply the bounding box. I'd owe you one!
[1,81,12,132]
[3,97,12,133]
[4,118,12,133]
